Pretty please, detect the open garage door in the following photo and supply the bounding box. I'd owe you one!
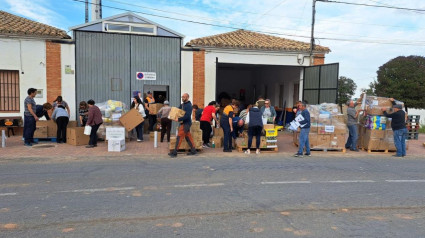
[303,63,339,104]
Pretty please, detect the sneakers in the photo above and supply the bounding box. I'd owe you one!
[294,153,303,157]
[202,144,208,148]
[256,149,260,154]
[137,139,143,142]
[86,145,94,148]
[304,153,311,157]
[244,149,250,154]
[187,150,197,156]
[24,143,32,147]
[168,150,177,157]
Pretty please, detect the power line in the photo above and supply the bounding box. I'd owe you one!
[317,0,425,12]
[70,0,425,46]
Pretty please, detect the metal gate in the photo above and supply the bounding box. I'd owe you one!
[303,63,339,105]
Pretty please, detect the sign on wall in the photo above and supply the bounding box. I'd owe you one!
[136,72,156,80]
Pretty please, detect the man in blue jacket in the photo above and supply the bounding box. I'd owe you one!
[295,101,311,157]
[169,93,197,157]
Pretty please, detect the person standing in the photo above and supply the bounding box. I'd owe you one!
[51,105,69,143]
[53,96,70,116]
[23,88,38,146]
[260,99,276,124]
[192,104,203,121]
[294,101,311,157]
[220,100,239,152]
[200,101,219,147]
[168,93,197,157]
[244,104,263,154]
[157,100,172,142]
[345,100,361,151]
[35,103,52,120]
[79,101,89,126]
[86,100,103,148]
[256,96,266,109]
[382,99,407,157]
[131,96,146,142]
[144,91,156,132]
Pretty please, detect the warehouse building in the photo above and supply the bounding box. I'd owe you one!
[70,12,184,112]
[182,30,337,111]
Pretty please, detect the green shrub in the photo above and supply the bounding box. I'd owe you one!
[419,125,425,134]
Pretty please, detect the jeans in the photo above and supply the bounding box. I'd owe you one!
[248,126,262,149]
[200,121,212,144]
[345,125,358,150]
[135,121,144,140]
[221,122,232,151]
[298,128,311,155]
[56,116,69,143]
[148,115,156,131]
[393,128,407,156]
[23,115,36,144]
[89,123,101,146]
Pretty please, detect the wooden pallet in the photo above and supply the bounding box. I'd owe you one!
[236,145,278,153]
[361,148,396,153]
[33,137,57,143]
[310,148,346,153]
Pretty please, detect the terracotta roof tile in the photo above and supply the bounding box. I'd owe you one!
[0,10,71,39]
[186,29,330,53]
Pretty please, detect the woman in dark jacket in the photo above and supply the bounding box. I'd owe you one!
[86,99,103,148]
[245,104,263,154]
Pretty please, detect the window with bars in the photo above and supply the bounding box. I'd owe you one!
[0,70,20,112]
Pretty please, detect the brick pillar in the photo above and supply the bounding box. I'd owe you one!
[192,50,205,108]
[46,41,62,103]
[313,53,325,65]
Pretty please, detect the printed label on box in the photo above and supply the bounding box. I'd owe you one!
[324,125,335,133]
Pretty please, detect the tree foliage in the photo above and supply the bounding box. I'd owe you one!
[373,55,425,109]
[337,76,357,108]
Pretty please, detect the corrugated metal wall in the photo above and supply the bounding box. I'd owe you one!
[75,30,181,109]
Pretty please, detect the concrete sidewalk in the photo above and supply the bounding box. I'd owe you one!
[1,131,424,159]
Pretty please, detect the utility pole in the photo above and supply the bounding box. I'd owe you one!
[85,0,89,23]
[310,0,316,66]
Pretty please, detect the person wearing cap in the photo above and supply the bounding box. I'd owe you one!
[157,100,172,142]
[382,99,407,157]
[345,100,361,152]
[144,91,156,132]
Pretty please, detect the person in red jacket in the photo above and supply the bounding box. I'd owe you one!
[86,99,103,148]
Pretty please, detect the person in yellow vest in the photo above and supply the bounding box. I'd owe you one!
[144,91,156,132]
[220,100,239,152]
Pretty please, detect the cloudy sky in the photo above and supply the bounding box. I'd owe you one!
[1,0,424,96]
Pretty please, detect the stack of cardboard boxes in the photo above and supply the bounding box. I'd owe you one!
[358,96,402,151]
[169,121,203,151]
[294,103,347,150]
[212,127,223,148]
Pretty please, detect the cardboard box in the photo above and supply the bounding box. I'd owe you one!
[213,127,224,137]
[241,136,267,148]
[66,127,90,146]
[106,126,126,140]
[168,107,185,121]
[34,125,48,138]
[119,108,144,131]
[108,139,125,152]
[365,129,385,139]
[68,121,78,128]
[329,134,346,148]
[149,103,163,115]
[212,135,223,148]
[293,132,299,146]
[149,132,162,142]
[169,136,203,150]
[37,120,57,137]
[310,134,330,148]
[263,124,275,130]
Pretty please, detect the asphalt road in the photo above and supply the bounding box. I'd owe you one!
[1,155,425,237]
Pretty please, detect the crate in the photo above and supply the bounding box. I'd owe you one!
[406,132,419,140]
[265,129,278,137]
[407,115,420,123]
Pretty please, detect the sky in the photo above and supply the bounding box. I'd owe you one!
[1,0,424,97]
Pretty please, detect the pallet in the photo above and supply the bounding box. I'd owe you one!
[310,148,346,153]
[236,145,278,153]
[406,133,419,140]
[361,148,396,153]
[33,137,57,143]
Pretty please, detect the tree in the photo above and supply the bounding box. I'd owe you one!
[374,55,425,109]
[337,76,357,111]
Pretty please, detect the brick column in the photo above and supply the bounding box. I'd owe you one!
[313,53,325,65]
[46,41,62,103]
[192,50,205,108]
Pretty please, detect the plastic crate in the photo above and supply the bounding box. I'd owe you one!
[265,129,278,137]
